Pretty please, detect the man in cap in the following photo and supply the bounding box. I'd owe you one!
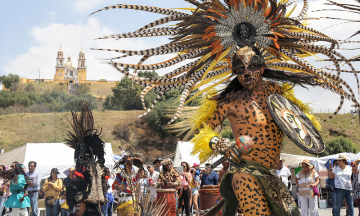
[147,165,160,202]
[63,167,76,213]
[200,163,218,189]
[153,158,163,173]
[276,158,292,191]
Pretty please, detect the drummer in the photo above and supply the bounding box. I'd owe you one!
[157,159,181,189]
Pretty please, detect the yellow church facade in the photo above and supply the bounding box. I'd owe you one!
[54,46,88,85]
[4,46,116,87]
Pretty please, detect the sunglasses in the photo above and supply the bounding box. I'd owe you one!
[234,64,262,75]
[301,165,309,168]
[10,166,14,168]
[182,166,186,168]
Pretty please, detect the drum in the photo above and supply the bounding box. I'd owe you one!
[117,193,136,216]
[199,185,222,216]
[156,189,176,216]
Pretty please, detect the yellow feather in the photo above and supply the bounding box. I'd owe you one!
[190,123,220,163]
[199,47,232,86]
[281,83,322,131]
[186,73,232,104]
[172,7,197,12]
[191,70,231,91]
[285,4,297,18]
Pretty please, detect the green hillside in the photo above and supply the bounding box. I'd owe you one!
[0,110,142,154]
[0,111,358,158]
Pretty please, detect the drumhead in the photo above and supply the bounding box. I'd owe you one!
[156,189,176,192]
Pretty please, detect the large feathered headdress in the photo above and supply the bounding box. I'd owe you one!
[66,103,105,166]
[91,0,360,123]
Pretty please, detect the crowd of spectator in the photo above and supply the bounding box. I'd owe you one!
[2,155,360,216]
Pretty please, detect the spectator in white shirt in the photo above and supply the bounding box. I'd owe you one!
[147,165,159,202]
[25,161,41,216]
[276,158,291,191]
[329,154,354,216]
[295,159,319,216]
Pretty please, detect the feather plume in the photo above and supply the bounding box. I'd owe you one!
[190,123,220,163]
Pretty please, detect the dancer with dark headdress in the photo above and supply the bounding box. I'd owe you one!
[65,103,107,216]
[90,0,360,215]
[0,163,30,216]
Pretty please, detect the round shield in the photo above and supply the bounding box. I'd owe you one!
[267,94,325,154]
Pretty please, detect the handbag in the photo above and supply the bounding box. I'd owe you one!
[312,186,320,196]
[45,196,55,206]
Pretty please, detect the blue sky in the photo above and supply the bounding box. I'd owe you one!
[1,0,360,112]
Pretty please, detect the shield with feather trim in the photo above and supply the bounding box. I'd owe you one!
[267,94,325,154]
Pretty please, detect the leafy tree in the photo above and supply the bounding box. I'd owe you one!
[76,83,91,95]
[0,73,20,90]
[24,83,35,92]
[137,71,160,79]
[222,129,235,141]
[321,136,357,156]
[147,99,178,137]
[103,95,118,110]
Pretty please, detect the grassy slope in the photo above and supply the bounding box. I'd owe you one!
[30,82,116,97]
[0,111,359,156]
[0,110,142,153]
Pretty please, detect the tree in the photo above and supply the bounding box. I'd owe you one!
[76,83,91,95]
[137,71,160,79]
[222,129,235,141]
[321,136,357,156]
[0,73,20,90]
[103,95,118,110]
[24,83,35,92]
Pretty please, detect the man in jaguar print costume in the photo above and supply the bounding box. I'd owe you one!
[200,46,302,216]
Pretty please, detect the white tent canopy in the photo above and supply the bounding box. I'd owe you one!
[3,143,115,179]
[280,153,317,168]
[310,152,355,172]
[174,141,223,171]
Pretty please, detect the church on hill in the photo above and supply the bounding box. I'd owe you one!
[54,46,87,85]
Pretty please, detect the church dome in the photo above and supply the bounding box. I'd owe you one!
[57,45,64,54]
[65,55,77,69]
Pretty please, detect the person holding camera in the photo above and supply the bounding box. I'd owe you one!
[42,168,63,216]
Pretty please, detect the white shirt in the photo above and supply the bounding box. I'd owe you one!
[149,171,159,198]
[334,165,352,190]
[107,178,114,193]
[276,166,291,187]
[296,170,319,196]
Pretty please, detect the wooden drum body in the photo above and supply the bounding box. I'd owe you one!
[156,189,176,216]
[199,185,222,216]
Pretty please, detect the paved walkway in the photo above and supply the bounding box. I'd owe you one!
[318,207,358,215]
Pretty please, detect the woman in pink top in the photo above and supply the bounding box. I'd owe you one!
[180,162,192,216]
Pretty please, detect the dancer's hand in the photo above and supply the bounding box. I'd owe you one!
[223,144,242,164]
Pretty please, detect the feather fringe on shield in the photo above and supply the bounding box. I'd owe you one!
[190,123,220,164]
[281,83,322,132]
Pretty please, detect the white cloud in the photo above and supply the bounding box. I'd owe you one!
[4,0,360,112]
[2,18,179,81]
